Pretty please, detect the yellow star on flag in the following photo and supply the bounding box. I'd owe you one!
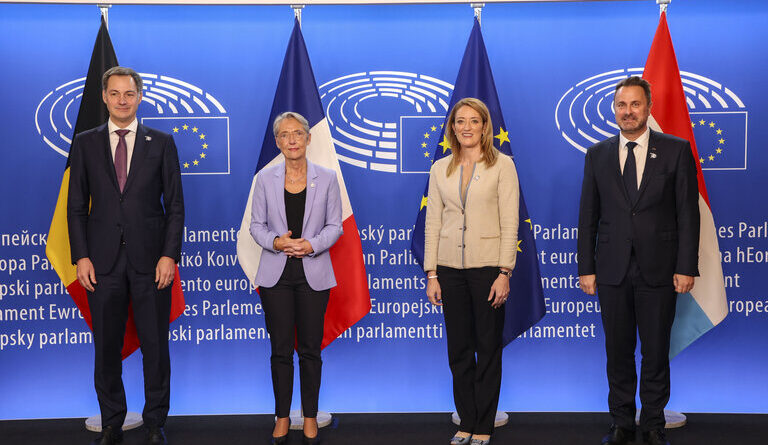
[431,125,437,132]
[200,153,206,159]
[202,143,208,149]
[200,134,206,140]
[708,155,715,161]
[172,127,179,133]
[424,151,430,158]
[718,138,725,144]
[424,133,430,139]
[699,119,706,125]
[716,148,722,154]
[182,124,188,130]
[421,142,427,148]
[494,127,510,146]
[525,218,532,231]
[691,122,696,128]
[193,160,199,165]
[183,162,189,168]
[517,240,523,253]
[192,127,198,133]
[709,122,716,128]
[699,158,704,164]
[420,195,428,210]
[439,134,451,154]
[716,129,722,135]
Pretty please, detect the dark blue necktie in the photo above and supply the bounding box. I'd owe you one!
[623,141,638,203]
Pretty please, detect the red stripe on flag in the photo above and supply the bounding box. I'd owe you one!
[322,215,371,349]
[643,12,711,207]
[65,267,185,359]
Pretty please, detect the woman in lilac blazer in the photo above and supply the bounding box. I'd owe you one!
[249,112,342,445]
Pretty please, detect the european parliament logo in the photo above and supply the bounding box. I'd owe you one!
[36,73,230,175]
[555,68,748,171]
[319,71,453,174]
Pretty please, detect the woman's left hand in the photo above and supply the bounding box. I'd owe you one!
[488,273,510,309]
[285,238,314,258]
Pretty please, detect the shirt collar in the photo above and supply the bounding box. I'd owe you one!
[619,127,650,151]
[108,118,138,134]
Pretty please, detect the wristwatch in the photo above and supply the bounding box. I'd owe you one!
[499,269,512,278]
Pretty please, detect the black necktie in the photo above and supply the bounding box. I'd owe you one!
[623,141,638,203]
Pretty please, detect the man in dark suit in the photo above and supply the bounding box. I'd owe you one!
[578,76,699,445]
[68,66,184,445]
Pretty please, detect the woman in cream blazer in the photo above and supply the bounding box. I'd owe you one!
[424,98,520,445]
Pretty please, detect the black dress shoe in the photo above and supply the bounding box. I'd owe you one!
[642,429,670,445]
[146,426,168,445]
[601,424,635,445]
[90,425,123,445]
[302,433,321,445]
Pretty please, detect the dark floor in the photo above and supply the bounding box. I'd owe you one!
[1,412,766,445]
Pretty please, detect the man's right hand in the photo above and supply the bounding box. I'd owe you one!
[579,274,597,295]
[76,258,97,292]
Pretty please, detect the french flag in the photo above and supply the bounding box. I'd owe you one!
[643,12,728,358]
[236,19,371,349]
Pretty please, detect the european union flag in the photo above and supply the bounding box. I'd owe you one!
[400,115,446,173]
[410,18,546,346]
[142,116,230,175]
[690,112,747,170]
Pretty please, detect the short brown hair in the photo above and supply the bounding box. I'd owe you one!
[615,76,652,106]
[444,97,498,176]
[102,66,143,92]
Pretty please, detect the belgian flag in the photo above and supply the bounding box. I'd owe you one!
[46,16,185,359]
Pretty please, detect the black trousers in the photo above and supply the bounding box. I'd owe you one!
[437,266,505,436]
[597,255,677,432]
[87,246,172,429]
[260,259,330,418]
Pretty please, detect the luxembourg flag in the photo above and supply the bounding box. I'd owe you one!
[643,12,728,358]
[236,19,370,349]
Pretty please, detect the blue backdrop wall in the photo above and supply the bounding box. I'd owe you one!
[1,0,766,419]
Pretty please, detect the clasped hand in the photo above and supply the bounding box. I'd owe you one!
[274,231,314,258]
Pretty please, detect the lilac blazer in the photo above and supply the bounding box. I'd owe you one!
[249,160,343,291]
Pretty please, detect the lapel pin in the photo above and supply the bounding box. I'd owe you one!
[310,182,315,188]
[650,153,657,159]
[474,175,480,181]
[145,136,152,141]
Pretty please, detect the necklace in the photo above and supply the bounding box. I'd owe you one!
[286,169,306,184]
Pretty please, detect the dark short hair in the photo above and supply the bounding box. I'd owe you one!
[615,76,652,105]
[102,66,143,92]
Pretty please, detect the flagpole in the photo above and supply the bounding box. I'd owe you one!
[634,0,687,431]
[471,2,484,25]
[282,7,331,432]
[448,2,511,431]
[658,0,686,430]
[657,0,670,14]
[291,4,304,27]
[81,4,144,435]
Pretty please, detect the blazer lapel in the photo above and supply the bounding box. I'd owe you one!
[99,124,120,192]
[122,124,148,195]
[273,163,288,229]
[634,130,660,207]
[303,161,319,228]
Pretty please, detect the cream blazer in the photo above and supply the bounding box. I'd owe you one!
[424,153,520,271]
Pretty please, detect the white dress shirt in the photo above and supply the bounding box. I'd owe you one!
[108,118,138,175]
[618,127,650,189]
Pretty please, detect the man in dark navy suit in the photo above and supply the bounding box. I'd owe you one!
[68,66,184,445]
[578,76,699,445]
